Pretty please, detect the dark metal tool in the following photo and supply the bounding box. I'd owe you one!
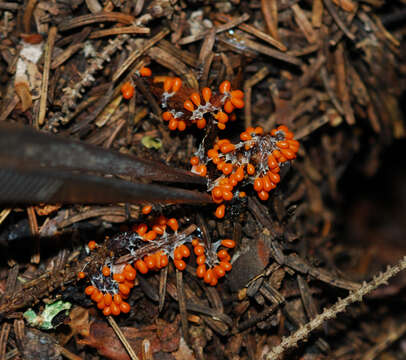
[0,124,212,205]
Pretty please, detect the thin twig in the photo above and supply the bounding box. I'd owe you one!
[107,316,140,360]
[158,266,168,313]
[0,209,11,226]
[55,344,83,360]
[26,206,40,264]
[0,323,11,360]
[37,26,57,127]
[22,0,37,33]
[323,0,356,41]
[176,268,189,344]
[266,256,406,359]
[112,28,169,82]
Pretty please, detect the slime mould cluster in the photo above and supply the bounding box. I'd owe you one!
[77,67,299,316]
[78,216,235,316]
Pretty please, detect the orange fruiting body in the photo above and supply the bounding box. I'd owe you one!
[174,259,186,271]
[164,77,174,92]
[120,302,131,314]
[215,204,226,219]
[102,266,110,277]
[113,294,122,304]
[190,92,201,106]
[121,82,134,100]
[172,78,182,92]
[113,273,125,283]
[83,123,299,307]
[219,261,232,272]
[155,73,243,131]
[85,286,95,295]
[184,99,195,112]
[196,264,206,278]
[219,80,231,94]
[202,87,212,102]
[144,230,157,241]
[135,259,149,274]
[104,293,112,306]
[103,307,112,316]
[139,67,152,77]
[221,239,236,248]
[190,125,299,219]
[167,218,179,232]
[142,205,152,215]
[111,302,120,316]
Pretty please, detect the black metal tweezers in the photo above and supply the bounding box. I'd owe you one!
[0,124,212,205]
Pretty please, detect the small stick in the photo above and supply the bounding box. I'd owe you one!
[176,268,189,344]
[332,0,355,12]
[158,266,168,313]
[37,26,57,127]
[107,316,140,360]
[0,94,19,122]
[238,23,286,51]
[320,66,344,115]
[104,118,126,149]
[312,0,324,28]
[242,37,302,66]
[334,43,355,125]
[132,76,161,116]
[265,256,406,359]
[113,28,169,82]
[178,13,249,45]
[27,206,40,264]
[0,208,11,226]
[51,43,83,70]
[323,0,356,41]
[141,339,153,360]
[215,14,286,51]
[244,67,271,128]
[89,25,150,39]
[291,4,318,44]
[0,323,11,360]
[22,0,37,33]
[237,304,279,332]
[58,12,135,31]
[261,0,278,39]
[55,344,83,360]
[198,28,216,65]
